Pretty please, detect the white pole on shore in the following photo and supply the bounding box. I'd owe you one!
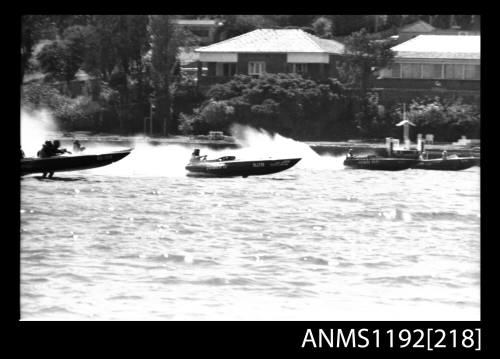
[403,104,410,149]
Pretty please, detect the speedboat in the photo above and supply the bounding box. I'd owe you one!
[344,155,419,171]
[21,148,133,176]
[185,154,301,178]
[413,156,479,171]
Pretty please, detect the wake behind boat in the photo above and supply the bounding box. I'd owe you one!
[185,149,301,178]
[21,148,133,176]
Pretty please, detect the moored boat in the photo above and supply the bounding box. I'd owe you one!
[185,152,301,178]
[413,156,479,171]
[343,156,419,171]
[21,148,133,176]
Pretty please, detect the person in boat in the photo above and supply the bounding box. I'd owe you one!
[36,141,57,178]
[72,140,85,153]
[37,141,54,158]
[347,148,354,158]
[53,140,72,155]
[442,150,448,160]
[419,151,427,160]
[190,148,206,162]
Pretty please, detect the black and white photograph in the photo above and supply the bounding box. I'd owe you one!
[20,14,480,325]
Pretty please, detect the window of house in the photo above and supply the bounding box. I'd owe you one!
[215,62,237,77]
[248,61,266,75]
[223,63,236,77]
[291,63,308,74]
[421,64,443,79]
[444,64,465,79]
[464,64,480,80]
[389,63,401,78]
[401,63,422,79]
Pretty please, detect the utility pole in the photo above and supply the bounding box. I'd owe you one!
[149,94,155,136]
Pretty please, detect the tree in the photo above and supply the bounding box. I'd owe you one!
[36,24,99,83]
[285,15,317,28]
[330,15,370,36]
[21,15,55,84]
[386,15,403,28]
[312,17,333,38]
[36,41,67,80]
[339,28,395,92]
[215,15,277,40]
[72,15,150,132]
[337,29,395,135]
[432,15,452,29]
[149,15,195,136]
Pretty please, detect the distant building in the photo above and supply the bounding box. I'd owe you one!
[387,20,480,44]
[393,20,437,43]
[375,35,480,95]
[171,19,223,46]
[195,29,345,87]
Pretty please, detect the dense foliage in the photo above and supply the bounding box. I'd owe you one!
[178,73,358,140]
[178,74,480,141]
[390,97,480,141]
[22,82,107,131]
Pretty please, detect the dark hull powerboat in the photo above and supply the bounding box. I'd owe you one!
[344,156,419,171]
[185,156,301,177]
[21,149,132,176]
[413,156,479,171]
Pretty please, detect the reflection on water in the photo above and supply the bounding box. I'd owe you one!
[20,143,480,321]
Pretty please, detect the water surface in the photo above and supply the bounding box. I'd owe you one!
[20,143,480,320]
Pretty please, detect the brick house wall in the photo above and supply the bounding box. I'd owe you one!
[200,53,342,86]
[237,53,288,74]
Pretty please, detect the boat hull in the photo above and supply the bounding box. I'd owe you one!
[185,158,301,177]
[21,149,132,176]
[344,157,419,171]
[413,157,479,171]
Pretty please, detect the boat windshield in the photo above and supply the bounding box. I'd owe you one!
[217,156,236,161]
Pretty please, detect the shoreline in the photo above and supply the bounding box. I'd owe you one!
[56,133,480,157]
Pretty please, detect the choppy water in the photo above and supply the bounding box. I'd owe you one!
[20,140,480,321]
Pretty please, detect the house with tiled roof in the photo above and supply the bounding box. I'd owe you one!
[381,20,479,45]
[375,35,480,94]
[194,29,345,86]
[394,20,437,43]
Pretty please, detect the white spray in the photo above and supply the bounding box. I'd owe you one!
[20,108,61,157]
[91,125,345,177]
[21,116,345,176]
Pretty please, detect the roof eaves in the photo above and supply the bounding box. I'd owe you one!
[196,29,262,53]
[301,31,325,52]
